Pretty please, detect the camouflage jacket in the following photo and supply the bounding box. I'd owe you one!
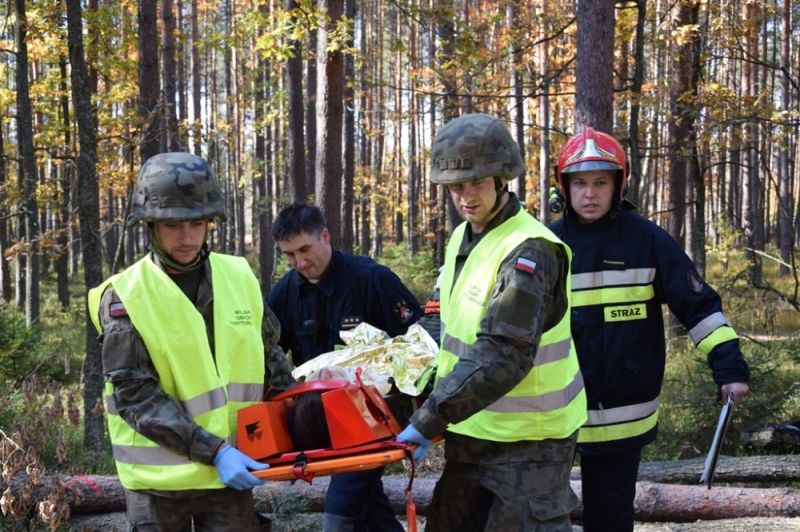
[410,194,571,463]
[97,253,295,477]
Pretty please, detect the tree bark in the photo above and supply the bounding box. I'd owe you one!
[66,0,105,453]
[341,0,356,253]
[286,0,307,204]
[57,56,72,308]
[574,0,614,132]
[162,0,180,151]
[777,0,793,277]
[15,0,41,327]
[627,0,646,207]
[537,0,552,223]
[0,120,9,303]
[138,0,160,163]
[315,0,345,247]
[255,2,273,294]
[667,1,698,249]
[509,0,526,207]
[191,0,202,155]
[741,1,763,285]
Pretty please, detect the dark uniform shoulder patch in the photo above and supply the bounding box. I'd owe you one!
[109,302,128,318]
[687,269,705,294]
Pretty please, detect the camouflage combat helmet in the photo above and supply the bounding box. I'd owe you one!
[127,152,227,225]
[430,113,523,185]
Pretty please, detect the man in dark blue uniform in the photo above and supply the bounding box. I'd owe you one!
[548,128,750,532]
[266,203,422,532]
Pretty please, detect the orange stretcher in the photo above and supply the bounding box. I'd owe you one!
[237,369,421,531]
[252,442,410,482]
[237,370,412,482]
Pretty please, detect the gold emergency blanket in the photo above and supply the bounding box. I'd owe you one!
[291,323,438,396]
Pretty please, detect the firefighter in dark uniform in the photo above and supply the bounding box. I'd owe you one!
[396,113,587,532]
[87,152,295,531]
[266,202,422,532]
[548,128,750,531]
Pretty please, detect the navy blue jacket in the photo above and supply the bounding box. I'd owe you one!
[550,208,749,453]
[266,249,422,365]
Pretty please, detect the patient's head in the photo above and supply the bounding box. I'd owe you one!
[287,392,332,450]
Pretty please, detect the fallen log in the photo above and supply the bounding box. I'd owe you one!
[46,473,800,522]
[633,454,800,484]
[4,463,798,524]
[627,482,800,522]
[568,454,800,484]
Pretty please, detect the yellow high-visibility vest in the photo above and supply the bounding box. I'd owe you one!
[436,210,587,441]
[88,253,264,490]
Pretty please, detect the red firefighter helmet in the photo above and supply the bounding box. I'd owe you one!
[556,128,627,200]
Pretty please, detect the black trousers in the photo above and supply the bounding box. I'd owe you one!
[579,447,642,532]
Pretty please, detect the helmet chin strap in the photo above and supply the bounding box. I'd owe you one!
[492,176,508,213]
[147,223,209,273]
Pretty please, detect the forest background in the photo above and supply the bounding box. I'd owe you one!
[1,0,800,528]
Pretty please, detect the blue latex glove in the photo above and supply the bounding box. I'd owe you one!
[213,444,268,491]
[396,424,432,462]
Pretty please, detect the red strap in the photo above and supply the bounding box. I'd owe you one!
[355,367,400,435]
[290,454,316,483]
[386,439,419,532]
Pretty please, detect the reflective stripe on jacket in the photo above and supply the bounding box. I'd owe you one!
[88,253,264,490]
[436,209,587,442]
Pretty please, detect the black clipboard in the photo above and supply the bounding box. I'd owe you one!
[699,392,734,489]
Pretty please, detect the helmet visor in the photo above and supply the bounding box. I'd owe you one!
[561,160,622,174]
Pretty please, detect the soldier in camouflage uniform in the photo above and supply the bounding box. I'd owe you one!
[87,152,295,532]
[396,114,587,531]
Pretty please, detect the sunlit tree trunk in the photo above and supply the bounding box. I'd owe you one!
[777,0,794,277]
[537,0,552,223]
[742,1,763,285]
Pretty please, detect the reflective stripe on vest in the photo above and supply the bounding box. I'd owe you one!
[88,253,264,491]
[436,209,587,442]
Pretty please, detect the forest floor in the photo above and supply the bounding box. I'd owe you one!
[67,512,800,531]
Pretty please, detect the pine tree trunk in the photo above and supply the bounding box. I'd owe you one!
[316,0,345,247]
[66,0,105,454]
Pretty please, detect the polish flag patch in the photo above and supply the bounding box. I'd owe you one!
[109,302,128,318]
[515,257,537,275]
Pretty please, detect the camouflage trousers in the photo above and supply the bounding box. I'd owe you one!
[425,436,579,532]
[124,487,262,532]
